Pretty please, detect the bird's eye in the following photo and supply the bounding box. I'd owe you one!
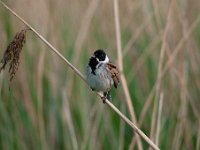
[99,54,105,61]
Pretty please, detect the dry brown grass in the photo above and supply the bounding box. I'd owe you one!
[0,0,200,150]
[0,1,159,150]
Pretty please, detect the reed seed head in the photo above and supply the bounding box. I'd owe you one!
[0,28,28,81]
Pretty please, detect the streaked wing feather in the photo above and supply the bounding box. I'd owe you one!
[107,63,119,88]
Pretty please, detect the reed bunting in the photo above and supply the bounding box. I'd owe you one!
[86,49,119,103]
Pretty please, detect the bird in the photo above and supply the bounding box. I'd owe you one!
[86,49,119,103]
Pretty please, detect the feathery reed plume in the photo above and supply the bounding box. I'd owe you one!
[0,28,29,81]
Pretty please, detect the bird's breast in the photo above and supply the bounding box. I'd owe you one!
[86,65,113,92]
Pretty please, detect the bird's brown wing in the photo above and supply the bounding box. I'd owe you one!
[107,63,119,88]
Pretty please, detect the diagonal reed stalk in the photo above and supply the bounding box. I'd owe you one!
[0,1,159,150]
[113,0,143,149]
[130,11,200,149]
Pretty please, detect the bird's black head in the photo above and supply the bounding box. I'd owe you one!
[93,49,106,61]
[88,49,109,75]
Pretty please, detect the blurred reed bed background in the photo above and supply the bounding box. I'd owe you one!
[0,0,200,149]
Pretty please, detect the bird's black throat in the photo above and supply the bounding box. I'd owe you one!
[88,57,98,75]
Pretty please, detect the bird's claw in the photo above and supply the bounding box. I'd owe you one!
[101,96,106,104]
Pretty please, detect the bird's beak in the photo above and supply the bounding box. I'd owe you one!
[92,55,99,62]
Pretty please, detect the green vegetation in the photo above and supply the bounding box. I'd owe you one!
[0,0,200,150]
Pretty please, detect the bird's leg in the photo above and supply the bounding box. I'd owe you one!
[101,91,109,104]
[101,96,106,104]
